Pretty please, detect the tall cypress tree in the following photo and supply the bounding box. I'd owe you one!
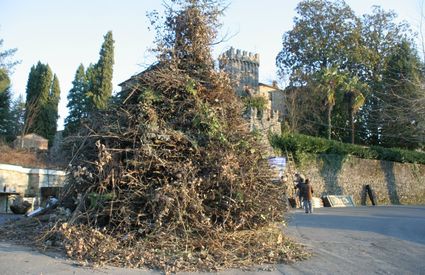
[87,31,114,110]
[64,64,87,136]
[45,74,61,144]
[24,62,60,146]
[0,90,12,139]
[0,69,12,139]
[25,62,52,136]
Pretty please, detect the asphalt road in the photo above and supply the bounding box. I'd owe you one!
[1,206,424,275]
[278,206,425,275]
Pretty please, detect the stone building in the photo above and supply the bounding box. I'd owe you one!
[218,47,284,135]
[259,81,285,120]
[13,133,48,151]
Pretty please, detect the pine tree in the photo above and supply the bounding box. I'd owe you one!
[65,32,115,135]
[64,64,87,136]
[86,31,114,110]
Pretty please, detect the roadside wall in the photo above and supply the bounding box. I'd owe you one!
[294,154,425,205]
[0,164,66,212]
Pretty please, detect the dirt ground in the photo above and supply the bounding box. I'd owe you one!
[0,144,66,169]
[1,206,425,274]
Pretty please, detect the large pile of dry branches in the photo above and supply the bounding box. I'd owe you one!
[35,0,308,272]
[47,63,306,272]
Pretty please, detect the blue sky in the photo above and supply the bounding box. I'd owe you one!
[0,0,422,129]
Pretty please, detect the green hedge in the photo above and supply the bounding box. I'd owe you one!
[271,133,425,164]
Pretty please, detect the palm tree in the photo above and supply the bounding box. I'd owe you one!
[317,67,345,140]
[343,76,366,144]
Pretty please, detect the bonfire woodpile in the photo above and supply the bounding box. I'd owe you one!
[47,62,306,272]
[2,1,308,272]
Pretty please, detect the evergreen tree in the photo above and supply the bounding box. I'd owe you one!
[64,64,87,136]
[0,36,20,141]
[86,31,114,110]
[9,95,25,139]
[45,74,61,144]
[0,70,12,139]
[0,89,12,138]
[25,62,52,136]
[65,32,114,136]
[24,62,60,146]
[0,36,19,72]
[380,40,424,149]
[356,7,412,146]
[85,63,96,110]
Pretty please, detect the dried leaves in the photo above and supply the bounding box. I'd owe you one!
[57,222,308,273]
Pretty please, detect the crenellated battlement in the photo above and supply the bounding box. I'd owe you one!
[219,47,260,64]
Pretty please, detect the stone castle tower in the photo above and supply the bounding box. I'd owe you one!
[218,47,281,138]
[218,47,259,97]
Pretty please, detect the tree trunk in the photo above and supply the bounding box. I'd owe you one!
[327,106,332,140]
[350,110,355,144]
[348,93,355,144]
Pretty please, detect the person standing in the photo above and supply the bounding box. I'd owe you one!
[302,178,314,213]
[294,173,305,208]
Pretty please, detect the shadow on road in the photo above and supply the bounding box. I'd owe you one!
[289,206,425,245]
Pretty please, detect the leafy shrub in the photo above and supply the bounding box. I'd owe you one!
[243,95,267,111]
[271,133,425,164]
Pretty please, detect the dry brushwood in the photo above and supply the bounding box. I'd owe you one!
[43,63,308,272]
[36,0,308,272]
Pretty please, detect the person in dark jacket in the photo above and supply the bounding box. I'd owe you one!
[302,178,314,213]
[294,173,305,208]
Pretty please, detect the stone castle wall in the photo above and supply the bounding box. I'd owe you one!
[290,154,425,205]
[249,108,281,136]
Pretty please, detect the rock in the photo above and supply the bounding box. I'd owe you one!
[10,199,32,214]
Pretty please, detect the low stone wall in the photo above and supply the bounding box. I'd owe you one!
[0,164,66,212]
[294,154,425,205]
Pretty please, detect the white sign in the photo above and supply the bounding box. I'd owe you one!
[268,157,286,178]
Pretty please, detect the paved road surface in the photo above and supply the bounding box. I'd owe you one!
[1,205,424,274]
[278,206,425,275]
